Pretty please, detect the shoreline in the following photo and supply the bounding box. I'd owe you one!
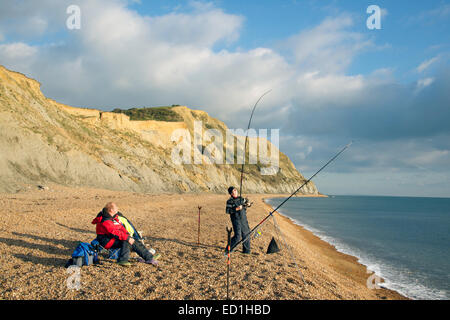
[261,195,409,300]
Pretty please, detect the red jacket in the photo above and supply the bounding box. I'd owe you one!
[92,209,130,249]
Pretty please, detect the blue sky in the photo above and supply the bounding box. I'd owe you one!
[0,0,449,197]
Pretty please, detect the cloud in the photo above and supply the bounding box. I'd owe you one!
[283,14,374,73]
[416,77,435,92]
[0,0,67,38]
[0,42,38,73]
[286,65,450,139]
[417,56,439,73]
[0,42,37,58]
[424,3,450,19]
[407,149,450,167]
[406,3,450,26]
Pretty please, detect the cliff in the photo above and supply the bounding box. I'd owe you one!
[0,65,318,195]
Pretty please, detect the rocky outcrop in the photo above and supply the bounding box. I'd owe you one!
[0,65,318,195]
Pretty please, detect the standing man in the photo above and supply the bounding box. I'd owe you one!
[226,186,251,254]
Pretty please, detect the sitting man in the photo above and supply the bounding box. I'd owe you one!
[92,202,159,267]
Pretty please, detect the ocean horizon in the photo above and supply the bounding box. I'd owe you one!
[327,194,450,199]
[265,195,450,300]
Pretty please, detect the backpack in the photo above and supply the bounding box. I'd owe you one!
[66,242,99,267]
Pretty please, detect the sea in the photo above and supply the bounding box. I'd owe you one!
[265,195,450,300]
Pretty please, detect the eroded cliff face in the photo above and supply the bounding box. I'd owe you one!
[0,65,318,195]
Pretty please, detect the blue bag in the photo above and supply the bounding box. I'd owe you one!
[71,242,98,266]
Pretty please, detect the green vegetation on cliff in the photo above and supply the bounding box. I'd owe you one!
[112,105,183,122]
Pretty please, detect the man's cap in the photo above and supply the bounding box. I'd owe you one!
[228,186,236,195]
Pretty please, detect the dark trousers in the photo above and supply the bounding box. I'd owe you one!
[229,211,251,253]
[109,239,153,262]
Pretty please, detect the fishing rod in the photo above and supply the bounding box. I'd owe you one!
[239,89,272,197]
[226,227,232,300]
[230,141,353,252]
[197,206,202,246]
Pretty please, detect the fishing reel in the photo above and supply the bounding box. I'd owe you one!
[242,197,253,208]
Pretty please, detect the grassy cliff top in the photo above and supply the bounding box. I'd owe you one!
[112,105,183,122]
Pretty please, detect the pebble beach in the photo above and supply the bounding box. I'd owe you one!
[0,184,407,300]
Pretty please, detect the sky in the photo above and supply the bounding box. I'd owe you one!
[0,0,449,197]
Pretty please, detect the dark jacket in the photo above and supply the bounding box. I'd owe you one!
[91,209,130,249]
[226,196,246,215]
